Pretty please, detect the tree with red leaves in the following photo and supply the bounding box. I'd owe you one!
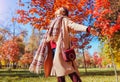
[93,52,102,68]
[15,0,120,81]
[0,40,19,62]
[19,53,33,68]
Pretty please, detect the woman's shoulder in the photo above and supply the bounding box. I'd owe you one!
[62,16,70,21]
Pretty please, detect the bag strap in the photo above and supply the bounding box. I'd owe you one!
[60,18,75,69]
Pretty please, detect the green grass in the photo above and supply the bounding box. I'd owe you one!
[0,75,120,82]
[0,68,120,82]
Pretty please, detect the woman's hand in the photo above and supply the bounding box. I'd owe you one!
[90,28,99,36]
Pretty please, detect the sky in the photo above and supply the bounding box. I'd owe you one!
[0,0,17,22]
[0,0,32,40]
[0,0,101,56]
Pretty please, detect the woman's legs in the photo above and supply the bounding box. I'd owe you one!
[57,76,65,82]
[52,48,56,58]
[68,72,82,82]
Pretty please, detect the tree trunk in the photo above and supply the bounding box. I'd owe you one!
[82,48,87,74]
[108,37,118,82]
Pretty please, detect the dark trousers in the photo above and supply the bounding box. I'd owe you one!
[57,72,82,82]
[52,48,56,58]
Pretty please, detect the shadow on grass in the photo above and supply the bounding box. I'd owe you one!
[0,68,120,77]
[80,70,120,76]
[0,69,44,77]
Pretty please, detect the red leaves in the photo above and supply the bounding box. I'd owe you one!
[31,0,40,6]
[19,53,33,64]
[16,10,26,15]
[93,52,102,65]
[19,3,24,6]
[77,0,87,11]
[15,0,119,38]
[71,37,78,42]
[0,40,19,62]
[94,0,110,10]
[93,0,120,37]
[109,24,120,35]
[16,0,90,30]
[29,8,38,14]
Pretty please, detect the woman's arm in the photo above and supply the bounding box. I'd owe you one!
[67,18,88,32]
[66,18,99,36]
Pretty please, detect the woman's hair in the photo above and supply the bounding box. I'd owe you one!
[55,7,69,16]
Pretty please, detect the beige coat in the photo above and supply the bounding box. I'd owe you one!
[46,16,87,77]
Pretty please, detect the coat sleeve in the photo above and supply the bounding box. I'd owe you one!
[66,18,88,32]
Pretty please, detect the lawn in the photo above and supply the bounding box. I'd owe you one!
[0,68,120,82]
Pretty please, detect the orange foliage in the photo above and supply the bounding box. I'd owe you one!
[71,37,78,42]
[93,0,120,37]
[16,0,89,30]
[0,40,19,62]
[15,0,119,38]
[29,8,39,14]
[19,53,33,65]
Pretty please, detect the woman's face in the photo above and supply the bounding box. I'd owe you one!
[55,7,65,16]
[55,8,61,16]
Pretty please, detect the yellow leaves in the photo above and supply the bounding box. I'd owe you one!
[117,14,120,24]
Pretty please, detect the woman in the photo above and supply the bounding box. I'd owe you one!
[46,7,98,82]
[29,7,98,82]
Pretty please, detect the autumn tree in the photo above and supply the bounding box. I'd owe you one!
[16,0,120,75]
[0,39,19,62]
[14,33,26,60]
[15,0,96,30]
[15,0,120,42]
[72,32,93,72]
[84,51,91,67]
[91,1,119,81]
[98,0,120,68]
[25,28,41,54]
[92,52,102,68]
[15,0,98,73]
[0,27,27,68]
[100,32,120,68]
[19,53,33,68]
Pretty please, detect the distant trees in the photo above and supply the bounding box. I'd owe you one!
[19,53,33,68]
[100,32,120,68]
[76,51,103,68]
[0,0,119,69]
[0,39,19,62]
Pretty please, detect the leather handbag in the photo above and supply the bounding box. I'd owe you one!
[63,48,76,62]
